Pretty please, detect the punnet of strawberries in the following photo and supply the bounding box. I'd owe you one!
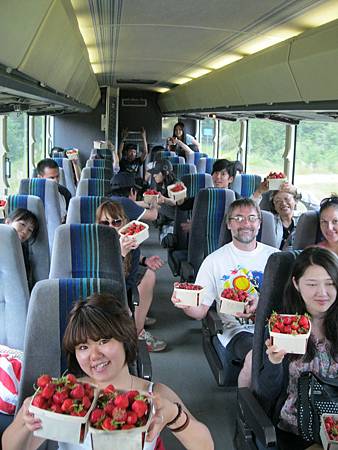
[120,223,146,236]
[90,384,150,431]
[170,183,185,193]
[267,171,286,179]
[269,312,311,335]
[324,416,338,441]
[144,189,159,195]
[31,373,95,416]
[174,282,203,291]
[220,288,249,303]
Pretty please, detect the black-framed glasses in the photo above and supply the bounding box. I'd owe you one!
[99,218,123,227]
[228,215,260,223]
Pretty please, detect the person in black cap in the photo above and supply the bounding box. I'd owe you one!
[117,127,148,175]
[110,172,158,222]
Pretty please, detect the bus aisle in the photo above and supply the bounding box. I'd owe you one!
[142,224,237,450]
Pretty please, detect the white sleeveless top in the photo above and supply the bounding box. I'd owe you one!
[57,382,158,450]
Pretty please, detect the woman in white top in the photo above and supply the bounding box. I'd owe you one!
[2,294,214,450]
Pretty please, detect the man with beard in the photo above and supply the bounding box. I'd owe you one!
[172,198,279,385]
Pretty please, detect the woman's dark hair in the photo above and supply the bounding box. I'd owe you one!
[63,293,138,375]
[283,247,338,361]
[319,194,338,217]
[173,122,186,143]
[7,208,39,241]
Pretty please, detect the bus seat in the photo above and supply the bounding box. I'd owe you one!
[293,211,322,249]
[66,196,109,224]
[166,156,185,165]
[167,174,213,276]
[197,157,217,174]
[203,211,279,387]
[235,251,300,449]
[172,163,197,180]
[219,210,277,248]
[76,179,112,196]
[19,178,61,253]
[0,225,29,350]
[180,188,236,282]
[154,150,176,161]
[53,157,76,197]
[86,159,113,169]
[258,191,272,212]
[185,152,208,166]
[7,195,50,282]
[49,224,125,282]
[80,167,112,180]
[232,174,261,197]
[90,148,113,160]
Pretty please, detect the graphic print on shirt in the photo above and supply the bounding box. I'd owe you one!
[221,266,263,296]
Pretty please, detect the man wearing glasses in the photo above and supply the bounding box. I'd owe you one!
[172,198,279,386]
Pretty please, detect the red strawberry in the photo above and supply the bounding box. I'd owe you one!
[66,374,77,385]
[103,384,116,395]
[53,388,69,405]
[61,398,74,413]
[298,315,310,330]
[42,383,56,399]
[70,383,85,399]
[37,374,52,389]
[81,395,92,410]
[127,390,139,402]
[112,406,127,423]
[90,408,105,424]
[102,418,118,431]
[122,424,136,429]
[32,393,48,410]
[50,403,63,414]
[126,411,138,425]
[114,394,129,409]
[131,400,148,418]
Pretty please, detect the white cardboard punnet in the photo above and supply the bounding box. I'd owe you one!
[320,414,338,450]
[167,184,187,202]
[267,178,287,190]
[174,285,205,307]
[118,221,149,245]
[219,296,246,315]
[269,314,311,355]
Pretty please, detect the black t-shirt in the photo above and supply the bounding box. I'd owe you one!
[119,157,143,174]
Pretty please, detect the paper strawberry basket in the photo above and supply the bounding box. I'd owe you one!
[143,190,159,205]
[89,386,153,450]
[66,148,79,160]
[320,414,338,450]
[29,374,98,445]
[167,183,187,202]
[174,282,205,307]
[266,171,287,190]
[268,312,311,354]
[219,288,248,315]
[118,220,149,245]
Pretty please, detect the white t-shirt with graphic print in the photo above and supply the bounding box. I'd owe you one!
[195,241,279,347]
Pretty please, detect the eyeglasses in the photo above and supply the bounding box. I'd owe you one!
[228,215,260,223]
[99,218,123,227]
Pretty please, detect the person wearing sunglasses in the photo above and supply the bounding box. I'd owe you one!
[96,201,166,352]
[317,195,338,255]
[172,198,279,386]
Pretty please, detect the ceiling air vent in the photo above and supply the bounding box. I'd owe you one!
[122,98,147,107]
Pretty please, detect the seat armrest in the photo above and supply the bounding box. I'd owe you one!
[237,388,276,447]
[180,261,195,282]
[137,339,152,381]
[203,309,223,336]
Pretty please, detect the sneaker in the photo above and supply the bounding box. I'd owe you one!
[138,330,167,352]
[144,316,157,327]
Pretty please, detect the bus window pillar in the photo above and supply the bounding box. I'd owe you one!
[0,115,10,194]
[28,115,36,178]
[46,115,54,156]
[238,120,248,170]
[283,124,296,181]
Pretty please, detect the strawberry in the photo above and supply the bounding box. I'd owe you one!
[102,418,118,431]
[103,384,116,395]
[114,394,129,409]
[298,315,310,330]
[61,398,75,413]
[66,374,77,385]
[90,408,105,425]
[112,406,127,423]
[37,374,52,389]
[127,390,139,402]
[122,424,136,429]
[50,403,63,414]
[53,388,69,405]
[42,383,56,399]
[32,393,48,410]
[131,400,148,418]
[70,383,85,399]
[126,410,138,425]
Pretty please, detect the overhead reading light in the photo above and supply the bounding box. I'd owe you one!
[238,27,301,55]
[171,77,191,85]
[155,88,170,93]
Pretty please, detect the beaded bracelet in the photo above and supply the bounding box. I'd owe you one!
[166,402,182,427]
[169,411,190,433]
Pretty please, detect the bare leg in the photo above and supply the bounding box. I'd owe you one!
[135,269,156,335]
[238,349,252,388]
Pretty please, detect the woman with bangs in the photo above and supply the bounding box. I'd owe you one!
[2,294,214,450]
[317,195,338,255]
[256,247,338,450]
[96,201,166,352]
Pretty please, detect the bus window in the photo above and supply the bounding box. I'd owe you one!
[218,120,240,160]
[33,116,46,164]
[200,118,215,157]
[7,113,28,194]
[294,121,338,203]
[246,119,285,177]
[162,117,178,140]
